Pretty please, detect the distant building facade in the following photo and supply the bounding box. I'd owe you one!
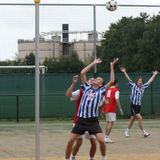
[18,30,101,64]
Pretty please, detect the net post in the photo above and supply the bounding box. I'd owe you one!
[34,0,40,160]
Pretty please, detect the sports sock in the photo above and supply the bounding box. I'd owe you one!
[105,135,109,138]
[143,129,148,134]
[126,128,129,132]
[102,156,107,160]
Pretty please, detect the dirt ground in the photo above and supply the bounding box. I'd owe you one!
[0,119,159,160]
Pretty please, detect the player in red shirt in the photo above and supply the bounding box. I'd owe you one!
[103,79,123,143]
[66,75,96,160]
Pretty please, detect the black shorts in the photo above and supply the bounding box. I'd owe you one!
[71,117,102,135]
[130,103,141,116]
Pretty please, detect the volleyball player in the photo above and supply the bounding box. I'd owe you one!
[120,66,158,137]
[66,75,96,160]
[65,58,118,160]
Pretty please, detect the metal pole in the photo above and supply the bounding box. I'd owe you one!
[34,0,40,160]
[93,5,97,74]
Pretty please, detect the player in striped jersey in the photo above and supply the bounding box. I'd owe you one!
[65,58,118,160]
[120,66,158,138]
[65,75,97,160]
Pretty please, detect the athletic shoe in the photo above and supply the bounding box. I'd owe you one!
[124,129,129,137]
[104,137,114,143]
[144,132,150,138]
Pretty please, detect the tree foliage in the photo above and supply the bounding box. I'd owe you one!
[97,12,160,72]
[23,53,35,65]
[0,53,35,74]
[43,52,84,73]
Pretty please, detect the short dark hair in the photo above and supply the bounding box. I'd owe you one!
[136,76,143,82]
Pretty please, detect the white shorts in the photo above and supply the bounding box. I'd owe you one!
[105,112,116,122]
[72,123,96,139]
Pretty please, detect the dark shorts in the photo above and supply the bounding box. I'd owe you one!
[130,103,141,116]
[71,117,102,135]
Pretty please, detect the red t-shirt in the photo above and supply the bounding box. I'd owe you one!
[103,87,119,113]
[73,89,83,124]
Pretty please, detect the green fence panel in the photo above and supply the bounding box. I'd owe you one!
[0,96,17,118]
[40,94,75,117]
[0,73,159,119]
[152,93,160,114]
[118,93,131,116]
[19,95,35,119]
[0,74,35,94]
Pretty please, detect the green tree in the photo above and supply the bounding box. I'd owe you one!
[43,52,84,73]
[23,53,35,65]
[0,60,15,74]
[97,12,160,72]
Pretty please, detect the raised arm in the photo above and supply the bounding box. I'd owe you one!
[146,70,158,85]
[105,58,119,88]
[120,66,132,82]
[65,75,79,97]
[80,58,102,83]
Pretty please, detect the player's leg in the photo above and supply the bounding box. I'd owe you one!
[71,136,83,160]
[65,133,79,160]
[87,119,106,160]
[104,113,115,143]
[89,136,97,160]
[128,103,137,129]
[84,131,97,160]
[95,132,107,160]
[136,113,150,137]
[105,121,114,142]
[67,118,86,159]
[124,115,135,137]
[128,115,135,129]
[124,104,135,137]
[105,122,113,136]
[136,113,143,130]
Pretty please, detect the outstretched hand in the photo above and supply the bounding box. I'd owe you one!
[111,57,119,65]
[120,66,126,73]
[153,70,158,75]
[93,58,102,64]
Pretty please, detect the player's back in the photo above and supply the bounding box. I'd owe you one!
[103,86,119,113]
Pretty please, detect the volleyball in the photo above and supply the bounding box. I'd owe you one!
[106,0,118,11]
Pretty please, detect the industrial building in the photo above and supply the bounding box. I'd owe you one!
[18,24,102,64]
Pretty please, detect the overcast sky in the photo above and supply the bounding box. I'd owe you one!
[0,0,160,61]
